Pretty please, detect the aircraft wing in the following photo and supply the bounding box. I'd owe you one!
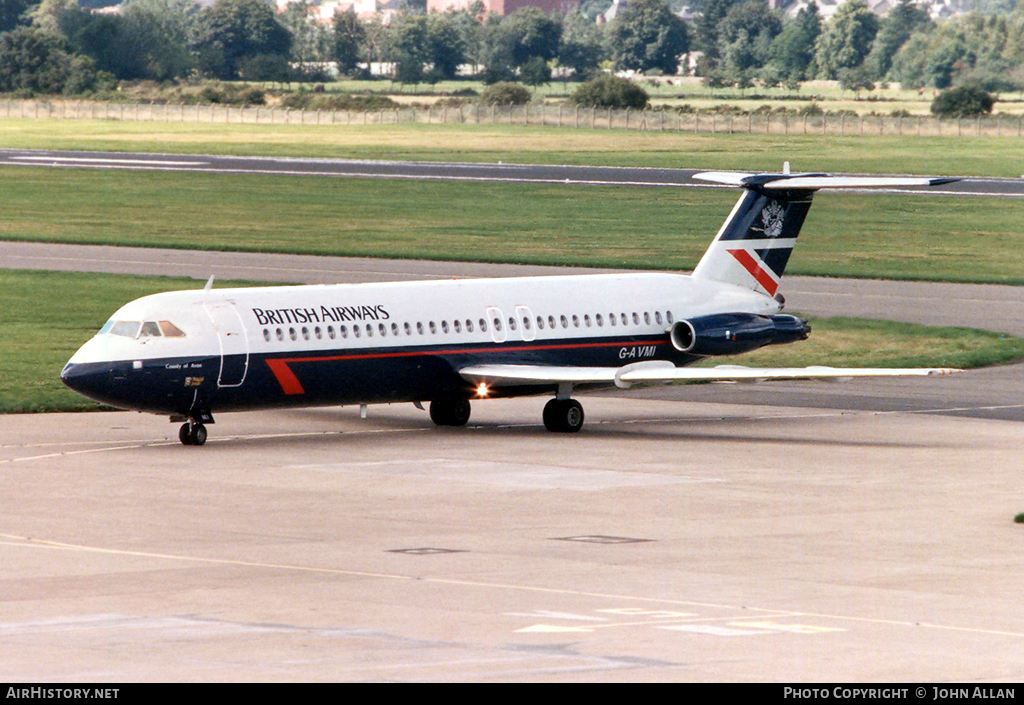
[459,362,962,390]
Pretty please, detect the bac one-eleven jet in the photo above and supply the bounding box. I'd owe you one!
[62,169,961,445]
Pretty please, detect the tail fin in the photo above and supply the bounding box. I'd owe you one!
[690,171,959,297]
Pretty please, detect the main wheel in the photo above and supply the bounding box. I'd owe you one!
[429,398,471,427]
[542,399,585,433]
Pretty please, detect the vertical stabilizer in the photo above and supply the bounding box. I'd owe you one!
[691,177,816,297]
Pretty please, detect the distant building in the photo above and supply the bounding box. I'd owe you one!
[426,0,579,15]
[278,0,404,22]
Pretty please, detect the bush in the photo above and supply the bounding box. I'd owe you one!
[570,75,649,109]
[478,81,531,106]
[280,92,398,111]
[931,85,995,118]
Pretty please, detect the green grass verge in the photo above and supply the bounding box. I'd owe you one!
[1,166,1021,284]
[4,270,1022,414]
[1,119,1023,176]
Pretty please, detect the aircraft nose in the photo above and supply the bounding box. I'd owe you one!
[60,361,115,405]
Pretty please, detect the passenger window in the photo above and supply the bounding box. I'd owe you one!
[328,326,336,339]
[404,322,412,335]
[560,315,568,328]
[621,313,628,326]
[301,327,310,341]
[442,321,449,334]
[572,315,579,328]
[548,315,555,329]
[536,316,544,330]
[158,321,186,337]
[454,320,462,333]
[480,319,487,332]
[466,319,474,333]
[493,318,502,332]
[366,324,373,337]
[522,316,530,330]
[584,314,591,327]
[666,311,674,324]
[632,313,640,325]
[609,313,616,326]
[644,312,651,325]
[289,328,297,341]
[596,314,603,326]
[353,326,360,338]
[379,323,387,336]
[508,317,517,331]
[392,322,399,336]
[428,321,436,334]
[263,329,271,342]
[341,325,348,338]
[276,328,284,341]
[655,312,663,325]
[417,322,424,335]
[315,326,322,340]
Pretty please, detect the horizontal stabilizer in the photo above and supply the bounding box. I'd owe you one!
[460,363,962,390]
[694,171,959,190]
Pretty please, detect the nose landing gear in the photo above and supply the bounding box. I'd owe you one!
[179,421,208,446]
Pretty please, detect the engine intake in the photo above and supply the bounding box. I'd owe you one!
[669,313,809,356]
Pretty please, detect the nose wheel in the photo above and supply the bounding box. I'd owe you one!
[543,398,584,433]
[179,422,208,446]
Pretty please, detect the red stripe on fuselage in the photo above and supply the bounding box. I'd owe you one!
[263,338,662,395]
[726,249,779,296]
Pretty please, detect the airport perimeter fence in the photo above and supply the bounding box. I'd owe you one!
[5,98,1024,138]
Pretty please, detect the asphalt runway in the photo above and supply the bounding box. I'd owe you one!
[1,148,1022,197]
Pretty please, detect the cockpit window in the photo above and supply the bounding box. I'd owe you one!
[158,321,186,337]
[110,321,141,338]
[103,320,186,339]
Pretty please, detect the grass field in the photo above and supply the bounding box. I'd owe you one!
[287,77,1024,116]
[1,166,1020,284]
[4,269,1020,414]
[1,119,1024,177]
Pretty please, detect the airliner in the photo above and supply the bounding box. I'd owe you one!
[61,169,961,445]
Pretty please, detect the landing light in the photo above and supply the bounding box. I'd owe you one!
[476,382,490,398]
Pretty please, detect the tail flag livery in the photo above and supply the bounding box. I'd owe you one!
[691,170,959,297]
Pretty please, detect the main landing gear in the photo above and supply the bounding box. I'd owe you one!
[429,398,472,427]
[425,395,585,433]
[543,398,585,433]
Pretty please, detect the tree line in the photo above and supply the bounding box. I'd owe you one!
[0,0,1022,96]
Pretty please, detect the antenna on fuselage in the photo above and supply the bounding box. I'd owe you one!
[203,275,215,292]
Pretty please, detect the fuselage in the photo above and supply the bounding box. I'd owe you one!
[61,271,779,417]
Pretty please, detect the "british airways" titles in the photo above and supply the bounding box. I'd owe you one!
[252,305,390,326]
